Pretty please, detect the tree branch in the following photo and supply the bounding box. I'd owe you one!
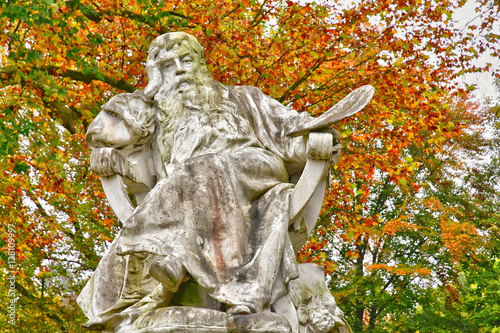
[278,56,324,103]
[81,2,190,32]
[44,65,136,92]
[1,64,136,92]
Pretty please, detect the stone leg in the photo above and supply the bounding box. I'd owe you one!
[77,232,163,329]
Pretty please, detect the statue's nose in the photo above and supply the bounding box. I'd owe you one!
[175,59,186,75]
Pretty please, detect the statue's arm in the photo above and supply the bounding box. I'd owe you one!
[232,86,341,173]
[86,90,158,204]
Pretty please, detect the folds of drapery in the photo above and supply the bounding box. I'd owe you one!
[78,84,317,323]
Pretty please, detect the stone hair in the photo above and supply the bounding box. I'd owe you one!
[148,32,206,65]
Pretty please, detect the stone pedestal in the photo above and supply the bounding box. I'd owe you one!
[111,307,292,333]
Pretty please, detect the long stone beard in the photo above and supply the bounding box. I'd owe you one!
[154,74,238,169]
[154,74,225,116]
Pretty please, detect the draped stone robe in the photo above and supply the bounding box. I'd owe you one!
[78,82,315,325]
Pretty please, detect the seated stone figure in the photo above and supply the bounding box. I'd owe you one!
[78,32,372,333]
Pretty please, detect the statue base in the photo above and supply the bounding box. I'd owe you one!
[102,306,292,333]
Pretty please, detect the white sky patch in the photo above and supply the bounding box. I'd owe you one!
[453,0,500,99]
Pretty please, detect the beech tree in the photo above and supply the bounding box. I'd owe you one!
[389,87,500,333]
[0,0,498,332]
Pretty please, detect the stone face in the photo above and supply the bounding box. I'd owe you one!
[78,31,372,333]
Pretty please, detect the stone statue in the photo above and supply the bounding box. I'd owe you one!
[78,32,373,333]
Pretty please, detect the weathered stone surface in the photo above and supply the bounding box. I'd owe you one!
[78,31,372,333]
[286,85,374,138]
[109,306,292,333]
[287,264,351,333]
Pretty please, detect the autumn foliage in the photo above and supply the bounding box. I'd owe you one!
[1,0,499,332]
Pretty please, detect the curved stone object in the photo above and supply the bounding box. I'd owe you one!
[100,175,135,224]
[286,85,375,137]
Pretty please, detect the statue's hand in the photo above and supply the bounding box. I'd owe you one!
[330,142,342,166]
[90,148,121,177]
[143,45,163,98]
[90,148,134,178]
[316,128,342,165]
[90,147,156,192]
[330,127,342,165]
[306,129,342,164]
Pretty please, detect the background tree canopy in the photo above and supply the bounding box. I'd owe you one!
[0,0,498,332]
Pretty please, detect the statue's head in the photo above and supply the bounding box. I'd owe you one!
[145,32,233,118]
[143,32,211,98]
